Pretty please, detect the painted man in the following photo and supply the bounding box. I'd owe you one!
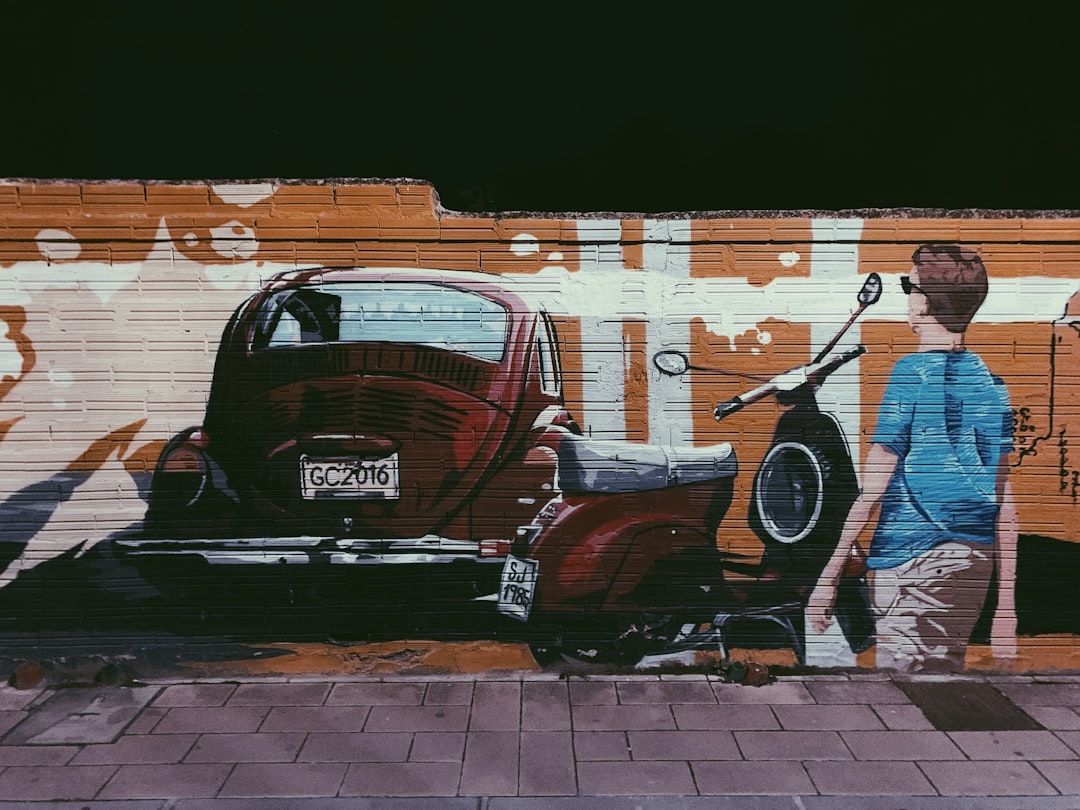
[808,244,1018,672]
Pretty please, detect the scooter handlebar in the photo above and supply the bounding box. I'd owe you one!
[714,396,746,421]
[713,345,866,422]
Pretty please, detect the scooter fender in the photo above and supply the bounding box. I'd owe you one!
[527,492,723,613]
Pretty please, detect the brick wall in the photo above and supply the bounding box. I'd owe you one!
[2,179,1079,674]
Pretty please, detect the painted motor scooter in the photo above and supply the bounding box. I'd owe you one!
[497,273,883,665]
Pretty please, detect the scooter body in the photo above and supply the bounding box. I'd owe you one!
[498,275,882,663]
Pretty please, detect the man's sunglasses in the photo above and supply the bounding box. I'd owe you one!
[900,276,925,295]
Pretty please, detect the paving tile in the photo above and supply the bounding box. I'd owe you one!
[409,732,466,762]
[365,705,469,732]
[186,732,306,763]
[0,764,117,801]
[995,682,1080,707]
[152,706,269,735]
[920,760,1058,796]
[616,681,717,704]
[521,681,570,731]
[520,731,575,796]
[672,703,779,730]
[97,763,232,799]
[773,704,884,731]
[261,706,369,733]
[1036,760,1080,794]
[576,760,696,795]
[692,760,815,795]
[152,684,236,708]
[806,760,936,795]
[840,730,965,760]
[0,710,27,736]
[340,762,461,796]
[225,682,331,706]
[628,730,740,760]
[574,731,630,761]
[711,681,815,705]
[470,681,521,732]
[0,685,42,711]
[218,762,346,798]
[8,687,160,746]
[804,681,910,704]
[460,731,518,796]
[424,681,473,705]
[297,731,411,762]
[1058,730,1080,755]
[572,704,675,731]
[569,680,618,705]
[872,703,935,730]
[0,745,78,766]
[126,707,167,735]
[72,733,199,765]
[1026,706,1080,730]
[734,731,852,760]
[327,682,425,706]
[948,730,1078,760]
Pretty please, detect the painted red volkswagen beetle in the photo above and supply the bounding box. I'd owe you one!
[115,267,579,599]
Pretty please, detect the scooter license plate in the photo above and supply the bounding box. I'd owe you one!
[497,555,538,622]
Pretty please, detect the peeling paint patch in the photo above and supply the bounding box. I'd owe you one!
[35,229,81,262]
[211,182,277,207]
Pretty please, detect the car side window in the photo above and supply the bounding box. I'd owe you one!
[537,313,561,396]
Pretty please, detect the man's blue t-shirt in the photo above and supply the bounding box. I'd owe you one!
[868,350,1013,570]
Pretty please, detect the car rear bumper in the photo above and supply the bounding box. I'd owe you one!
[113,534,506,566]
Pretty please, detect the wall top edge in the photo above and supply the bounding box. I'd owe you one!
[2,178,1078,220]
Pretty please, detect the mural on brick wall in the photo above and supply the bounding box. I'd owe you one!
[1,181,1080,675]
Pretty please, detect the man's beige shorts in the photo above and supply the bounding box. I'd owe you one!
[871,541,993,672]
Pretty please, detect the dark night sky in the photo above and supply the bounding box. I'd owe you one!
[2,2,1077,213]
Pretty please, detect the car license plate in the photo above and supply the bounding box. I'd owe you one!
[498,554,538,621]
[300,454,400,500]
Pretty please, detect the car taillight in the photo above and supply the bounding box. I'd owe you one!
[479,539,512,557]
[154,444,209,507]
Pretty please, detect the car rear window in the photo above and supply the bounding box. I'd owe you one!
[251,282,509,361]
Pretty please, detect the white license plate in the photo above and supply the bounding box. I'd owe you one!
[498,554,538,621]
[300,454,400,500]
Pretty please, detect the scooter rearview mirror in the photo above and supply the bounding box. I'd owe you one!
[858,272,883,307]
[653,350,690,376]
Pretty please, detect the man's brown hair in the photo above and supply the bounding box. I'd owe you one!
[911,244,988,334]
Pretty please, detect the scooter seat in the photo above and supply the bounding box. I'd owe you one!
[557,436,737,494]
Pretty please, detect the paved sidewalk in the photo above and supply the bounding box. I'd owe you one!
[2,670,1080,807]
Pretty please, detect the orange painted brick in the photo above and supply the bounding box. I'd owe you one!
[377,218,440,240]
[270,185,335,209]
[334,184,399,210]
[81,183,146,207]
[294,242,363,265]
[14,183,82,207]
[315,215,381,239]
[439,218,499,241]
[396,184,438,216]
[145,184,212,210]
[1021,218,1080,241]
[488,218,560,240]
[252,216,321,240]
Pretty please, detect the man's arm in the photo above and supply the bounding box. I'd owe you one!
[806,443,898,633]
[991,463,1018,659]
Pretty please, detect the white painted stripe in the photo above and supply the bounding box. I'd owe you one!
[644,219,695,447]
[810,218,865,475]
[576,220,628,439]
